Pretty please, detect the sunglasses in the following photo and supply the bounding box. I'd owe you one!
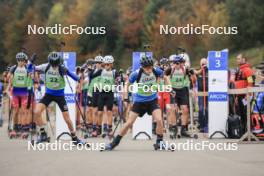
[17,58,26,62]
[173,62,180,65]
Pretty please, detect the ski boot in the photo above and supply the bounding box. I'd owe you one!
[71,134,88,146]
[102,127,108,138]
[84,127,93,139]
[97,126,102,137]
[169,126,177,139]
[36,130,50,144]
[180,126,191,138]
[153,141,174,151]
[107,127,114,139]
[100,135,122,152]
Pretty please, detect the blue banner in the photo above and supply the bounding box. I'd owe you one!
[208,92,228,102]
[59,52,76,72]
[64,93,75,103]
[208,51,228,71]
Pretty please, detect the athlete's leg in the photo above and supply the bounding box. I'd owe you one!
[33,103,46,126]
[119,111,138,136]
[61,111,74,132]
[11,96,20,131]
[181,105,189,126]
[152,109,163,135]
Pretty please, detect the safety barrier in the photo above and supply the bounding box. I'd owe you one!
[190,87,264,143]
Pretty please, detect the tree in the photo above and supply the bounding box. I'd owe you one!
[78,0,120,55]
[226,0,264,49]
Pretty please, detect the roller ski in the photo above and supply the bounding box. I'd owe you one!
[178,126,198,139]
[153,141,174,152]
[100,143,114,152]
[36,130,50,144]
[71,134,88,146]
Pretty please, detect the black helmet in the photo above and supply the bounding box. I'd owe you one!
[160,57,168,65]
[48,52,61,67]
[140,55,153,67]
[16,52,28,61]
[86,58,94,65]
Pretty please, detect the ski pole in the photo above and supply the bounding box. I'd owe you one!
[60,42,88,130]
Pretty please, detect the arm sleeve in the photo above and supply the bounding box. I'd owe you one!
[129,71,138,84]
[244,68,254,77]
[35,63,48,72]
[9,65,16,74]
[90,69,102,79]
[67,70,79,81]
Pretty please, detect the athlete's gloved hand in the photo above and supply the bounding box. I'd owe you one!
[30,53,38,64]
[170,90,176,96]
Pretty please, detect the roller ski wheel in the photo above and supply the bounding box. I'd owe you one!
[21,132,29,139]
[102,133,107,138]
[9,131,17,139]
[153,143,174,152]
[193,134,198,139]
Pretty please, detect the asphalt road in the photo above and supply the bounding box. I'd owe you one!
[0,123,264,176]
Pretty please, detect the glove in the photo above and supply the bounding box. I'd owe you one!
[170,90,176,96]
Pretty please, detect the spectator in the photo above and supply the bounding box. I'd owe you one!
[234,54,254,134]
[195,58,208,132]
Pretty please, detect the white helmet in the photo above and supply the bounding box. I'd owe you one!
[179,53,190,67]
[103,55,114,64]
[94,55,103,63]
[169,54,177,62]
